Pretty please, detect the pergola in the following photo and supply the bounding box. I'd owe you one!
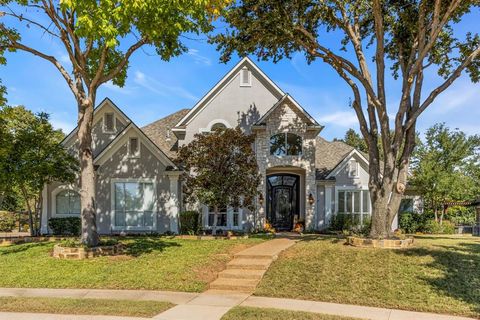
[442,199,480,236]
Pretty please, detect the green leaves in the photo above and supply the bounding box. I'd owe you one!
[177,128,260,211]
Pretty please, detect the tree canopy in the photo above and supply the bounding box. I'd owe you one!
[0,105,78,235]
[410,123,480,222]
[177,128,260,234]
[211,0,480,237]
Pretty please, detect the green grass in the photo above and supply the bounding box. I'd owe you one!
[0,296,173,317]
[221,307,359,320]
[0,236,264,292]
[255,235,480,318]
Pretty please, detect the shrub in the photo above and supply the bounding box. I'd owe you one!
[179,211,201,235]
[399,211,430,234]
[48,217,81,236]
[423,219,455,234]
[330,214,370,236]
[0,211,16,232]
[448,206,476,226]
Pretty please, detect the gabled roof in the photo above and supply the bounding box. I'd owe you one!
[94,122,178,169]
[253,94,322,129]
[315,137,356,180]
[325,148,369,179]
[61,97,131,147]
[173,57,285,130]
[142,108,190,159]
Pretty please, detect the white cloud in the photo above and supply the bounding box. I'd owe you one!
[134,70,198,101]
[318,111,359,127]
[103,81,135,95]
[430,80,480,114]
[187,49,211,66]
[50,117,75,134]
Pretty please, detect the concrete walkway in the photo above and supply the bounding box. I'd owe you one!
[0,288,476,320]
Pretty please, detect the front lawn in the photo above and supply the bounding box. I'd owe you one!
[222,307,360,320]
[0,236,264,292]
[0,297,173,317]
[255,235,480,318]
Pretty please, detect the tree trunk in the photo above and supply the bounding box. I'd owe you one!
[78,98,99,247]
[20,187,34,237]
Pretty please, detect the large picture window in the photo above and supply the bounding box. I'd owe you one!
[337,189,370,225]
[56,190,80,215]
[114,181,155,229]
[270,133,302,156]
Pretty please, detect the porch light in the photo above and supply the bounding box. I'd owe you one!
[259,194,264,206]
[308,193,315,205]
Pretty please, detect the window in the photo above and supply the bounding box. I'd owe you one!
[104,113,115,133]
[240,67,251,86]
[129,137,140,157]
[211,123,227,131]
[348,159,359,177]
[208,206,227,227]
[114,182,155,229]
[56,190,80,215]
[270,133,302,156]
[337,189,370,225]
[232,207,240,227]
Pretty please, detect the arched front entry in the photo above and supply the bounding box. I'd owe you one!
[266,173,300,231]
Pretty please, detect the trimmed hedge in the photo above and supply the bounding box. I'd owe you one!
[0,211,16,232]
[48,217,81,236]
[179,211,200,235]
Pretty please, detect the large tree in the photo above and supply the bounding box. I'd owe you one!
[410,123,480,223]
[0,0,226,245]
[211,0,480,237]
[1,105,78,235]
[177,128,261,235]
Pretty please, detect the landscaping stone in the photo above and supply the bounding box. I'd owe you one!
[52,243,123,259]
[346,236,414,248]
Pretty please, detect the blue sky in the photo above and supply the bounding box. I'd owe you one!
[2,10,480,141]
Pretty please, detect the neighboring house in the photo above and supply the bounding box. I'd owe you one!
[41,57,398,235]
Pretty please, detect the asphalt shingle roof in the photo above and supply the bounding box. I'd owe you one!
[142,109,190,160]
[315,137,355,180]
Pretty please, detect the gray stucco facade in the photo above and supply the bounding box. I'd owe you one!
[41,57,400,235]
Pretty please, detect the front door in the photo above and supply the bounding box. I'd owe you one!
[267,174,300,231]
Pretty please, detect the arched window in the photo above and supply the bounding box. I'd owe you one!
[211,123,227,131]
[56,190,80,215]
[270,133,302,156]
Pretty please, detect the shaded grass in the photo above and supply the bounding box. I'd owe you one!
[221,306,360,320]
[0,237,264,292]
[0,296,173,317]
[255,235,480,318]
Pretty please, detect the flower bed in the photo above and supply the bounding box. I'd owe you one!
[52,243,123,259]
[346,236,414,248]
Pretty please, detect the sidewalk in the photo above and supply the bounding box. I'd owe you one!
[0,287,476,320]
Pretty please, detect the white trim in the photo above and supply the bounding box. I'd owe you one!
[62,98,130,147]
[103,112,116,134]
[128,136,141,159]
[174,57,285,128]
[347,159,360,178]
[199,119,232,133]
[51,185,81,218]
[110,178,158,231]
[94,124,177,168]
[240,67,252,87]
[167,174,180,233]
[334,186,371,225]
[326,149,369,179]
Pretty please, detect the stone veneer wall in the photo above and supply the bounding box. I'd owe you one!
[255,101,317,230]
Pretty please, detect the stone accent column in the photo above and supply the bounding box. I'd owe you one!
[165,171,182,234]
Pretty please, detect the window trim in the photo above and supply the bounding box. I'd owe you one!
[240,67,252,87]
[348,159,359,178]
[110,178,158,231]
[269,132,303,157]
[334,186,371,225]
[203,205,243,230]
[103,112,116,134]
[51,185,81,218]
[128,136,141,158]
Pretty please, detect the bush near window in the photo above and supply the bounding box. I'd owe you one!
[0,211,16,232]
[423,220,455,234]
[179,211,201,235]
[48,217,81,236]
[330,214,371,237]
